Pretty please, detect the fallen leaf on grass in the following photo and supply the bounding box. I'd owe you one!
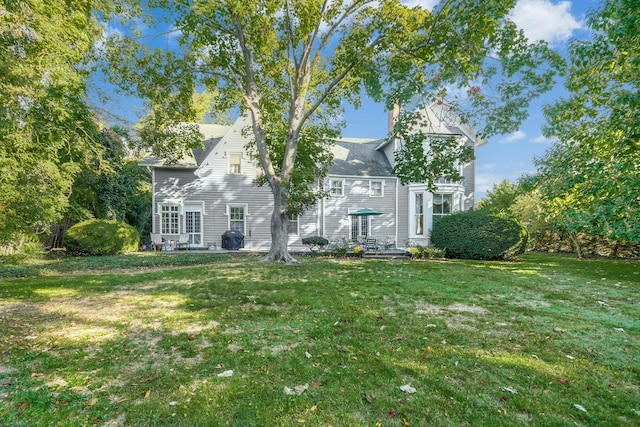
[310,404,317,411]
[400,384,417,394]
[556,378,569,385]
[31,372,44,377]
[553,327,567,333]
[388,410,397,418]
[574,404,587,413]
[18,402,29,410]
[403,417,411,426]
[305,352,312,359]
[614,328,625,333]
[217,370,234,377]
[86,397,98,407]
[144,390,151,398]
[501,386,518,394]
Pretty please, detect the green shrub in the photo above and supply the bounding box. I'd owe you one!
[405,245,446,260]
[331,246,348,258]
[64,219,140,256]
[431,211,528,260]
[302,236,329,251]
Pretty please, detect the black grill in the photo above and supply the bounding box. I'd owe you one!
[221,231,244,250]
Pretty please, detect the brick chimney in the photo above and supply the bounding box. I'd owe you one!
[388,103,400,133]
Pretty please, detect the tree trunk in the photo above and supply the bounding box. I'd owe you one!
[568,231,583,259]
[263,183,298,264]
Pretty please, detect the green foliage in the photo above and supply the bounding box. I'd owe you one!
[476,180,522,217]
[301,235,329,251]
[64,219,140,256]
[538,0,640,248]
[406,245,446,260]
[432,211,528,260]
[0,0,127,245]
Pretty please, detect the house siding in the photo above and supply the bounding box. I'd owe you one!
[146,104,482,252]
[321,176,397,242]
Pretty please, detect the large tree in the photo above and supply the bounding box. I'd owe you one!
[0,0,125,246]
[103,0,561,262]
[537,0,640,252]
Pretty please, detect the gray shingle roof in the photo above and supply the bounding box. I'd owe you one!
[329,138,392,177]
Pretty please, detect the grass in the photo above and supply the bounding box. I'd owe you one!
[0,253,638,426]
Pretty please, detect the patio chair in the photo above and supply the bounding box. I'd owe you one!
[150,233,165,251]
[384,236,396,250]
[377,236,389,250]
[176,233,190,250]
[365,236,378,251]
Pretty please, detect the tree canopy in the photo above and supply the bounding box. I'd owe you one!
[0,0,128,245]
[537,0,640,248]
[102,0,562,262]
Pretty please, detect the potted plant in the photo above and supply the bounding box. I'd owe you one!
[353,245,367,258]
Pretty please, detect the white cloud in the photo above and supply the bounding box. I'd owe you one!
[401,0,438,11]
[531,134,555,144]
[501,130,527,143]
[510,0,581,45]
[475,164,523,202]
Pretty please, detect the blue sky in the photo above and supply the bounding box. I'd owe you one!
[98,0,599,201]
[339,0,599,200]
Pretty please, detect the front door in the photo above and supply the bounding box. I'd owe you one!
[184,205,203,247]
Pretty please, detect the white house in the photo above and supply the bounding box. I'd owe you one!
[140,103,486,250]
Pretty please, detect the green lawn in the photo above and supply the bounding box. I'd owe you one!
[0,253,638,426]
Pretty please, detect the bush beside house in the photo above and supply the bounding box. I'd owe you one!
[64,219,140,256]
[432,211,528,260]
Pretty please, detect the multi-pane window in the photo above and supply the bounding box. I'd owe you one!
[370,180,383,197]
[287,215,299,235]
[351,215,369,241]
[415,193,424,235]
[185,210,202,245]
[229,153,242,174]
[433,193,453,218]
[330,179,343,196]
[229,206,245,233]
[161,204,179,234]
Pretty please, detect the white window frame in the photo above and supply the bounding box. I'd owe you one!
[329,179,344,197]
[433,193,453,218]
[414,192,424,236]
[350,215,370,241]
[229,152,242,174]
[183,202,205,247]
[408,188,427,239]
[160,203,180,235]
[369,180,384,197]
[287,214,299,235]
[226,204,247,234]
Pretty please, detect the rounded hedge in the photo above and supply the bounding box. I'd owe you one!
[64,219,140,256]
[431,211,528,260]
